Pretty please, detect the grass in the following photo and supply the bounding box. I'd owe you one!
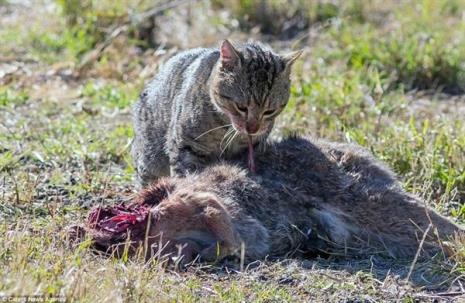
[1,0,465,301]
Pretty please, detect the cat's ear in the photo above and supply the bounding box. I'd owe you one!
[282,50,303,70]
[220,40,241,70]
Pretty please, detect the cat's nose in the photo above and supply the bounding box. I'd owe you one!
[246,122,260,134]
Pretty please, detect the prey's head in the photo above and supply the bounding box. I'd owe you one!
[148,191,239,264]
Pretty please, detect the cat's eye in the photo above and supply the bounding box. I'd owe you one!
[263,109,277,116]
[236,104,247,113]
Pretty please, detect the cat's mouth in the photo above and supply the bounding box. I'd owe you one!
[231,123,265,136]
[229,120,257,172]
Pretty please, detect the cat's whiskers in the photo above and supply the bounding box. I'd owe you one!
[220,128,235,150]
[195,124,232,141]
[257,133,267,153]
[220,130,239,157]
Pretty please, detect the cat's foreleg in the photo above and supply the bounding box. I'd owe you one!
[168,144,209,177]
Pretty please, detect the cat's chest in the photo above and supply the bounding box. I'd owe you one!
[200,127,249,157]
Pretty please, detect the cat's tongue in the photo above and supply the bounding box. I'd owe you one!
[247,135,256,173]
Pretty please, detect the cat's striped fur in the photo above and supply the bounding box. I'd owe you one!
[132,40,300,187]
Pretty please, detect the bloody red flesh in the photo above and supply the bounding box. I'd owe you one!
[71,181,173,257]
[88,203,151,234]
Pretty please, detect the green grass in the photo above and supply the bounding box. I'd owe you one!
[82,82,138,109]
[0,88,29,108]
[1,0,465,301]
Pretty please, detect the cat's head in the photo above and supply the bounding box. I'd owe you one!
[210,40,301,136]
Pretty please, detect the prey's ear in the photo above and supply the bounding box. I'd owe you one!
[282,50,303,70]
[220,39,241,70]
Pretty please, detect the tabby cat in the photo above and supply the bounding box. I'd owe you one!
[132,40,301,187]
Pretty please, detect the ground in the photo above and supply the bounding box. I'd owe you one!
[1,0,465,302]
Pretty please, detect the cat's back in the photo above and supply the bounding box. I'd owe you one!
[134,48,206,115]
[144,48,217,106]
